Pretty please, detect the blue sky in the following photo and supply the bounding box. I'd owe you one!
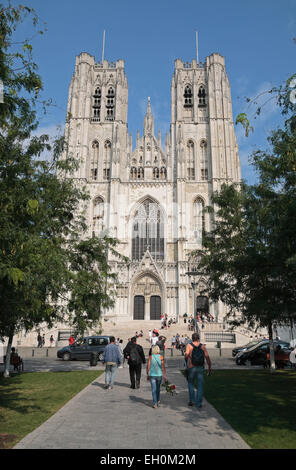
[10,0,296,184]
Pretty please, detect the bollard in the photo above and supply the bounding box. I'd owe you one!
[217,341,222,357]
[171,348,173,357]
[32,349,34,357]
[90,352,98,367]
[46,348,49,357]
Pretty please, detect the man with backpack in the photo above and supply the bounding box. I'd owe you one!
[123,336,146,389]
[184,332,212,409]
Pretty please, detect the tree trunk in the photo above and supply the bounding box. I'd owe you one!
[268,321,276,373]
[3,329,14,378]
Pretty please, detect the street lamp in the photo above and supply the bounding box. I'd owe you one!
[186,269,204,333]
[191,280,198,332]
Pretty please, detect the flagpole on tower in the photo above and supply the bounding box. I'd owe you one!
[102,29,106,62]
[195,30,199,64]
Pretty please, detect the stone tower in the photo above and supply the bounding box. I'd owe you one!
[170,54,241,320]
[62,50,241,323]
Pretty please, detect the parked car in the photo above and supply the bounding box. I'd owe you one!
[232,339,264,357]
[57,336,112,361]
[235,340,291,366]
[266,349,292,369]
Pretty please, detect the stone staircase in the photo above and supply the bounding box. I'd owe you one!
[98,319,253,349]
[98,320,192,349]
[9,318,257,350]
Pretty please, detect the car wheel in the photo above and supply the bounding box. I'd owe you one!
[98,352,103,361]
[236,358,242,365]
[63,352,71,361]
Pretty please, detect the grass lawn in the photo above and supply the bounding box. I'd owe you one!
[0,370,103,449]
[201,369,296,449]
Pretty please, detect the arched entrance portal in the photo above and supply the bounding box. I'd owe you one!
[134,295,145,320]
[132,274,162,320]
[150,295,161,320]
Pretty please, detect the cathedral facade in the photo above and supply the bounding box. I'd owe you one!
[62,51,241,323]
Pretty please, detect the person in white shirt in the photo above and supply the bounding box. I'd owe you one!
[151,332,158,346]
[171,336,176,348]
[148,330,152,344]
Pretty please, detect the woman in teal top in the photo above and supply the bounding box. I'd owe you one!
[146,345,167,408]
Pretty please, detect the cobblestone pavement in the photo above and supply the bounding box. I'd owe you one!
[14,358,250,450]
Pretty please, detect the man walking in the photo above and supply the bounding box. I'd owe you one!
[151,330,158,346]
[171,335,176,349]
[37,333,42,348]
[156,335,166,358]
[184,332,212,409]
[102,336,122,390]
[123,336,146,389]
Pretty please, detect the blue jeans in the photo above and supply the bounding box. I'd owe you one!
[187,366,204,407]
[149,376,162,406]
[105,364,117,386]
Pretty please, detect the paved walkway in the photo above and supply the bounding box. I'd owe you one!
[14,359,249,450]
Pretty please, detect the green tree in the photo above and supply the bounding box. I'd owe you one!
[192,75,296,372]
[0,3,126,377]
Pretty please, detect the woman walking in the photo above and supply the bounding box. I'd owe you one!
[146,345,167,409]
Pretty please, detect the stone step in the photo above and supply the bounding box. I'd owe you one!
[98,320,253,350]
[10,320,253,348]
[99,320,200,348]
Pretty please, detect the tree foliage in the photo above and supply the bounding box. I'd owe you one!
[0,3,126,375]
[192,74,296,371]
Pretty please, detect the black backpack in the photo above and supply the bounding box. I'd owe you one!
[191,343,205,367]
[129,346,141,365]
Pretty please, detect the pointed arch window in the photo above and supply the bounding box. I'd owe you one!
[160,167,167,180]
[132,198,164,261]
[184,85,193,108]
[200,140,208,180]
[103,140,111,180]
[106,86,115,121]
[198,85,206,107]
[201,169,208,180]
[137,167,144,179]
[187,140,195,180]
[92,197,104,236]
[92,87,101,120]
[153,167,160,180]
[130,167,137,180]
[90,141,99,180]
[193,197,205,247]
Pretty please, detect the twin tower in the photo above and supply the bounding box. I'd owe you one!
[62,51,241,322]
